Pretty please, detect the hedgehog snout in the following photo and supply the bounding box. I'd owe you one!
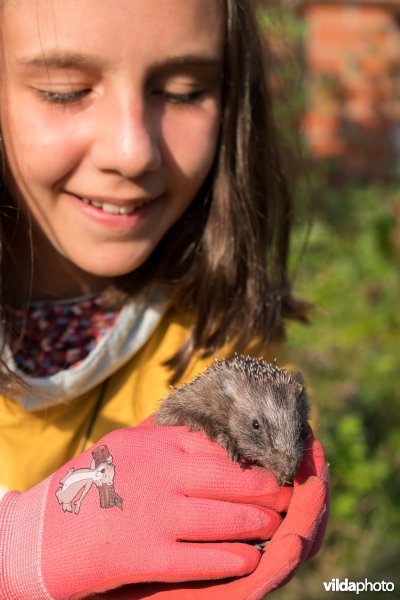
[266,452,301,483]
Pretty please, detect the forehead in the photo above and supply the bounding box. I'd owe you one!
[1,0,224,66]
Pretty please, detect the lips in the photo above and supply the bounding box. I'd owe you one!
[73,193,154,215]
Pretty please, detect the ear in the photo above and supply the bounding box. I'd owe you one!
[291,371,305,387]
[291,373,309,420]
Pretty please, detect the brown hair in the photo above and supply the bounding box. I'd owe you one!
[123,0,308,381]
[0,0,308,392]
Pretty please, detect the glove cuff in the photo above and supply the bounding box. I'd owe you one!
[0,482,53,599]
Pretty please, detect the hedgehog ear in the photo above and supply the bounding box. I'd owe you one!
[292,371,305,395]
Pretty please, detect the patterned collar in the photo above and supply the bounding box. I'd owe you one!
[6,294,118,377]
[1,288,167,411]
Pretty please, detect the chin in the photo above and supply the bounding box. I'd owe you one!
[80,264,138,279]
[76,256,150,279]
[62,240,158,281]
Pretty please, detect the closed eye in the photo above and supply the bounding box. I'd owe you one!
[153,89,207,105]
[36,88,91,105]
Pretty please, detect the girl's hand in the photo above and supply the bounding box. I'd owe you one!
[97,427,329,600]
[0,426,292,599]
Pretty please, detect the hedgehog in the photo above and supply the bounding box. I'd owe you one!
[154,354,309,482]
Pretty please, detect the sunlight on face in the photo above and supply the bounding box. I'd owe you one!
[0,0,223,297]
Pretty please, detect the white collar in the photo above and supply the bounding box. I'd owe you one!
[1,289,167,411]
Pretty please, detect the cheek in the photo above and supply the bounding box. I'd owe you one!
[162,109,220,181]
[2,100,84,188]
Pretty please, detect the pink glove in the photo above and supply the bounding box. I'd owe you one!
[0,426,292,599]
[98,427,329,599]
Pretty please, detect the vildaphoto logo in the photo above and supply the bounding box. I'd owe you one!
[323,579,395,594]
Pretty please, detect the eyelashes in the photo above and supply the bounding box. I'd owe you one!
[154,90,206,104]
[35,88,207,106]
[36,89,91,105]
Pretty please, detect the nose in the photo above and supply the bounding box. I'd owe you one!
[91,94,162,178]
[275,457,299,483]
[279,466,296,481]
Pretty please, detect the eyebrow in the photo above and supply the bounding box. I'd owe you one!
[17,52,108,71]
[17,51,222,72]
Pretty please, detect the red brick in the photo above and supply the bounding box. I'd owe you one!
[299,0,400,172]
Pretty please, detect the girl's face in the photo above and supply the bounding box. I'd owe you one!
[0,0,223,296]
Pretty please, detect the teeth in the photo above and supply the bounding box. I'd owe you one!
[102,202,122,215]
[79,197,138,215]
[118,205,136,214]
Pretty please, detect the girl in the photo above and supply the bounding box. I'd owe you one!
[0,0,329,598]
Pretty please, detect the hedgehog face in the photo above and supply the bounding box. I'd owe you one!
[220,357,309,481]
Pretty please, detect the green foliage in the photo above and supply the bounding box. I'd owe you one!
[256,4,399,596]
[272,183,400,599]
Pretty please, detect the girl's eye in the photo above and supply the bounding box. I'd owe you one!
[36,89,91,105]
[252,419,261,431]
[155,90,205,105]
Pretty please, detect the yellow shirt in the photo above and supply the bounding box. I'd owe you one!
[0,308,289,494]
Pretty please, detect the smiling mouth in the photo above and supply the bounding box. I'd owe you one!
[74,194,154,215]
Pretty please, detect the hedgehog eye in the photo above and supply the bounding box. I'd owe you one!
[252,419,261,430]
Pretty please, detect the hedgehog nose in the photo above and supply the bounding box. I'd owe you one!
[279,465,296,482]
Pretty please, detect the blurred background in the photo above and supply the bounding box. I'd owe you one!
[259,0,400,597]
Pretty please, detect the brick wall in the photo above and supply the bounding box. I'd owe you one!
[299,0,400,178]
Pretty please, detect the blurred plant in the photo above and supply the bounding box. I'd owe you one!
[272,184,400,599]
[256,4,400,597]
[256,6,400,600]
